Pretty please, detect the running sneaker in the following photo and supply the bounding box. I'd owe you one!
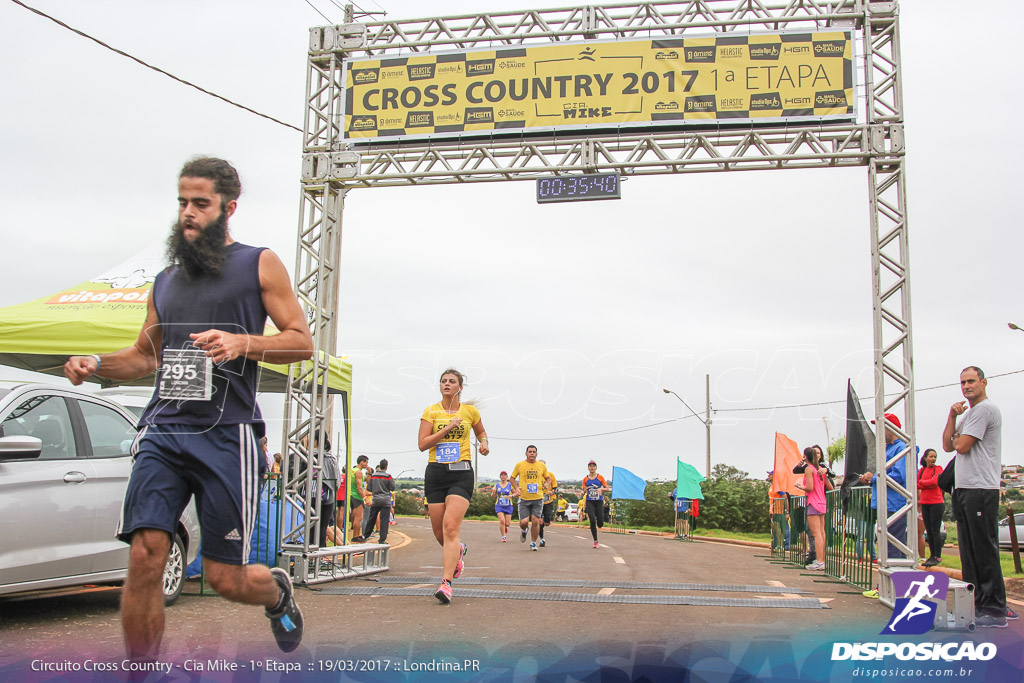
[520,529,527,543]
[265,568,304,653]
[530,542,537,551]
[862,588,879,599]
[453,542,467,579]
[434,580,452,604]
[539,538,546,548]
[1003,608,1019,620]
[810,561,825,571]
[593,541,599,549]
[975,615,1008,629]
[501,536,507,543]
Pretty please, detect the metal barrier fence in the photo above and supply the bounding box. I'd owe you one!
[767,487,875,590]
[674,507,694,541]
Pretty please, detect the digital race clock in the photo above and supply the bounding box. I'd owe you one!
[536,173,621,204]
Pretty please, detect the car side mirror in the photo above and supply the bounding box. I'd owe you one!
[0,435,43,460]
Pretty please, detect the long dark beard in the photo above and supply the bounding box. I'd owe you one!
[166,210,229,279]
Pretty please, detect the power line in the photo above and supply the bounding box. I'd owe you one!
[10,0,302,133]
[715,369,1024,413]
[356,369,1024,450]
[304,0,332,23]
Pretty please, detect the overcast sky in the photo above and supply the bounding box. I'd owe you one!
[1,0,1021,483]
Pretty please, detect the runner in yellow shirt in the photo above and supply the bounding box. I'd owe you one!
[510,445,552,551]
[538,461,557,548]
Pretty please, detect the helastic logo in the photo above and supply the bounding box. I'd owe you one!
[882,571,949,635]
[406,63,436,81]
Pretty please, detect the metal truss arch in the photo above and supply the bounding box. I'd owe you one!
[285,1,917,600]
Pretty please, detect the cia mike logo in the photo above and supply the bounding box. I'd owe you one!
[882,571,949,635]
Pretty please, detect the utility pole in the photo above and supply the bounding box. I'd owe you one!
[705,374,712,480]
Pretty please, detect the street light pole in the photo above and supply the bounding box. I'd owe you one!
[1009,322,1023,332]
[663,381,712,480]
[705,374,712,480]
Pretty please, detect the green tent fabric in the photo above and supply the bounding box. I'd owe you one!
[676,459,706,500]
[0,244,352,394]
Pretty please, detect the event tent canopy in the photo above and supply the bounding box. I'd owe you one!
[0,245,352,394]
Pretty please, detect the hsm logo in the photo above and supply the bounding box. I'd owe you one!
[883,571,949,635]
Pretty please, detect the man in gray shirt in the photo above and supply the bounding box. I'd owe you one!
[942,366,1009,627]
[364,459,396,544]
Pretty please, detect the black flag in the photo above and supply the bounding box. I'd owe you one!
[842,380,875,504]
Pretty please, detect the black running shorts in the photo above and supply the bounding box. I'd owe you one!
[423,462,475,504]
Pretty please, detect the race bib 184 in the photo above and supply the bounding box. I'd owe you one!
[436,442,460,463]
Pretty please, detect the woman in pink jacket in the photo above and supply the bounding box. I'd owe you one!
[918,448,945,567]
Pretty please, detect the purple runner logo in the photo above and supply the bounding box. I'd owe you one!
[882,571,949,635]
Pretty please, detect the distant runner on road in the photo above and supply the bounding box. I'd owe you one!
[418,368,489,604]
[510,446,551,551]
[538,461,557,548]
[583,460,610,548]
[495,470,514,542]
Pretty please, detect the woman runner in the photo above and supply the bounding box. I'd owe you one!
[494,471,514,542]
[582,460,609,548]
[417,368,489,604]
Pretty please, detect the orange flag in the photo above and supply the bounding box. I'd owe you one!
[771,432,803,496]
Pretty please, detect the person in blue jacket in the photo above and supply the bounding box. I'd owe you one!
[859,413,909,560]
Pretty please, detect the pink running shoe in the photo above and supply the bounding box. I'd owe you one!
[501,536,507,542]
[434,581,452,604]
[593,541,599,548]
[453,542,468,579]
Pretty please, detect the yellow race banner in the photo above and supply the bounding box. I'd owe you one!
[343,31,854,141]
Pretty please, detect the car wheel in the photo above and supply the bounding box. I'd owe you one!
[162,535,186,606]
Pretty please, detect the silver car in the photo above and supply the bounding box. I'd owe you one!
[998,516,1024,550]
[0,384,199,604]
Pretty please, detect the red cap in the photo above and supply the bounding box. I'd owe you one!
[499,471,507,476]
[588,460,597,466]
[871,413,901,429]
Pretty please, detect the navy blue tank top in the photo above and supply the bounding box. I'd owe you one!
[140,242,266,434]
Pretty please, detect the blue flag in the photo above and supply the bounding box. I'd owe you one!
[611,466,647,500]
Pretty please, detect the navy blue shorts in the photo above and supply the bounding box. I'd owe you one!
[118,423,262,565]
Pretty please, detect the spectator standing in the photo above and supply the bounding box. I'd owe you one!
[859,413,908,561]
[363,459,396,544]
[795,446,830,570]
[349,455,370,542]
[943,366,1009,627]
[918,449,945,567]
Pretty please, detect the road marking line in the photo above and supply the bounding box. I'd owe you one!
[613,556,625,564]
[765,580,802,599]
[598,588,616,595]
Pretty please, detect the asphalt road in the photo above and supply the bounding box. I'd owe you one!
[2,518,1020,681]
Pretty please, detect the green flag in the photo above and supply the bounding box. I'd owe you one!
[676,459,706,500]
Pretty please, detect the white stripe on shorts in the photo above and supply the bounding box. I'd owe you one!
[238,424,260,564]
